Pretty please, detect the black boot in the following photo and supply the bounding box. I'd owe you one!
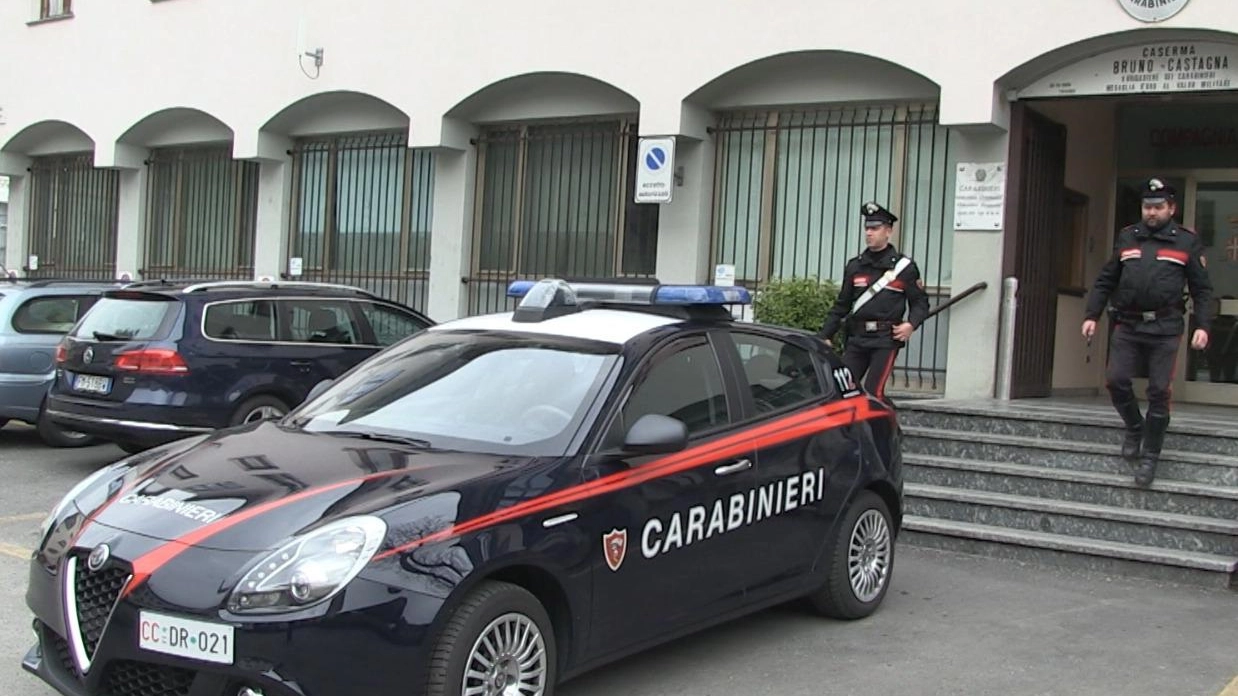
[1114,400,1144,462]
[1135,413,1169,487]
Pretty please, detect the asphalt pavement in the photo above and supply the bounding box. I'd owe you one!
[0,423,1234,696]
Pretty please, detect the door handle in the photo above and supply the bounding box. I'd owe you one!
[290,360,313,367]
[542,513,578,529]
[714,459,752,476]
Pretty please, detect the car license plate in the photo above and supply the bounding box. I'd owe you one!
[73,374,111,394]
[138,610,234,665]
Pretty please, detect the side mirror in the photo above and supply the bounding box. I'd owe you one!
[304,379,334,405]
[622,414,688,456]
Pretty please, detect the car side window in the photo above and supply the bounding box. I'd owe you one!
[731,333,823,413]
[282,300,361,345]
[610,340,730,445]
[203,301,277,341]
[12,295,96,334]
[357,302,429,347]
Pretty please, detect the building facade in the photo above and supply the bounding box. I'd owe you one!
[2,0,1236,404]
[0,175,8,263]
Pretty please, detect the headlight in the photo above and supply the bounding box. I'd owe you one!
[38,436,206,552]
[228,516,386,614]
[38,462,130,544]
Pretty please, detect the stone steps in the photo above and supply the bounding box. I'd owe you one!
[898,397,1238,590]
[905,454,1238,520]
[901,517,1238,590]
[898,402,1238,456]
[905,483,1238,557]
[903,426,1238,487]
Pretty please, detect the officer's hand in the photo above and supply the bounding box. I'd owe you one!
[1081,320,1097,340]
[892,322,914,342]
[1191,329,1209,351]
[823,339,833,349]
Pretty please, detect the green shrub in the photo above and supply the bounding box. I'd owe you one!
[752,276,845,347]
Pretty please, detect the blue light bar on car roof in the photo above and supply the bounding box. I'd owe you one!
[653,285,751,305]
[506,278,751,306]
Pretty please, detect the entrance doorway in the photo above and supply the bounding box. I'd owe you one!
[1001,32,1238,406]
[1114,173,1238,404]
[1005,96,1238,406]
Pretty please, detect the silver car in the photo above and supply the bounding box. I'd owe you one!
[0,279,118,446]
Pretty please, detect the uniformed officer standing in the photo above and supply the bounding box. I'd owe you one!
[819,202,930,402]
[1082,178,1213,487]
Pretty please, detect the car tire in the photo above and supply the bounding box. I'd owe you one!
[426,581,557,696]
[809,490,894,620]
[36,409,98,448]
[230,395,290,427]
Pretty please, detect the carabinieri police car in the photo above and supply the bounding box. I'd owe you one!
[23,278,903,696]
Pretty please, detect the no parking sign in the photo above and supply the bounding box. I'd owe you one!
[635,136,675,204]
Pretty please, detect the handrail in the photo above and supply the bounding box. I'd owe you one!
[924,281,988,321]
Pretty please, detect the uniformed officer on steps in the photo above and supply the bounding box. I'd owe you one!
[819,201,930,403]
[1082,178,1213,487]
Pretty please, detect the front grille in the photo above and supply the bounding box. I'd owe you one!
[73,557,130,657]
[103,660,195,696]
[45,627,76,676]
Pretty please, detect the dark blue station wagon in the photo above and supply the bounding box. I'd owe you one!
[45,280,433,452]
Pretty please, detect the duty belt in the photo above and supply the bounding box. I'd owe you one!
[1110,306,1179,323]
[851,319,897,333]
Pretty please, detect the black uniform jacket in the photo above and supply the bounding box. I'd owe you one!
[1085,220,1214,336]
[819,245,930,349]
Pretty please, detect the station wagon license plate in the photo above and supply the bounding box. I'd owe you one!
[72,374,111,394]
[138,610,234,665]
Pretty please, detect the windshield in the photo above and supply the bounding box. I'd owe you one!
[72,296,176,341]
[292,331,621,456]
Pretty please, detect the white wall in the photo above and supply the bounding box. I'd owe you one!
[0,176,7,265]
[119,109,233,148]
[3,0,1235,150]
[686,52,939,112]
[3,0,1237,398]
[942,127,1011,400]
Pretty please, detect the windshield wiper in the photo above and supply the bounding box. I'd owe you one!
[323,430,433,449]
[92,331,127,342]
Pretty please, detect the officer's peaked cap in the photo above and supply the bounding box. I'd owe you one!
[861,201,898,228]
[1140,178,1177,204]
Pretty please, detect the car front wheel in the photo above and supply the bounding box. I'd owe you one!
[810,490,895,620]
[426,581,556,696]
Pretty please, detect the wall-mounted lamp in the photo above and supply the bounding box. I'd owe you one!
[300,47,324,79]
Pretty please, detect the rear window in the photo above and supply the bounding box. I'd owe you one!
[73,297,177,341]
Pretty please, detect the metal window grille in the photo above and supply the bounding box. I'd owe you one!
[710,104,955,393]
[39,0,71,19]
[143,145,259,281]
[25,153,119,280]
[466,120,658,315]
[287,131,434,312]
